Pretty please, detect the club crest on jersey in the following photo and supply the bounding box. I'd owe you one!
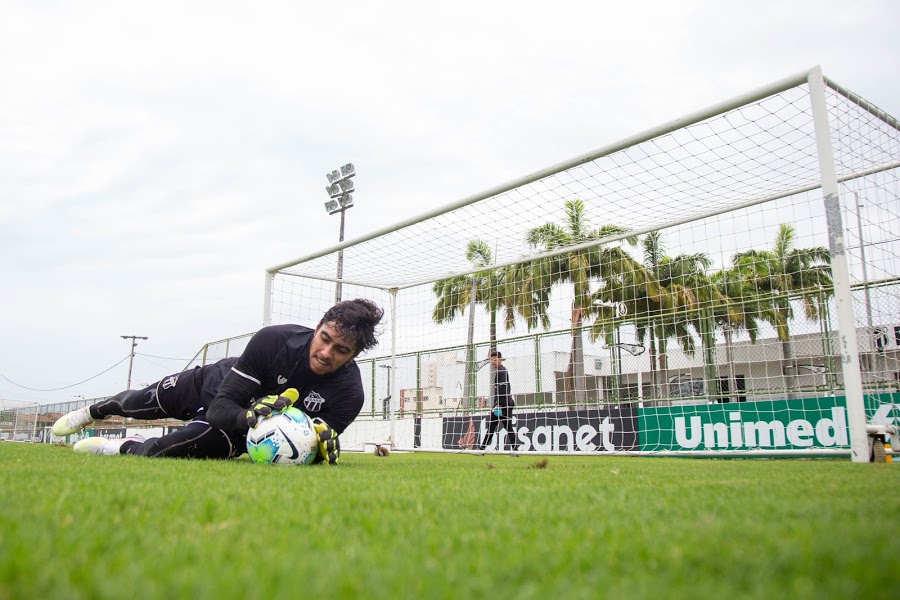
[162,375,179,390]
[277,375,288,385]
[303,391,325,413]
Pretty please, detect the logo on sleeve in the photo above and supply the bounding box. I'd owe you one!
[277,375,288,385]
[162,376,179,390]
[303,391,325,413]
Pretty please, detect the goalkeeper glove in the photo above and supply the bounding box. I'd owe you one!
[313,418,340,465]
[243,388,299,428]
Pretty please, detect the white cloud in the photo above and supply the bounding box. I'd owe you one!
[1,0,898,403]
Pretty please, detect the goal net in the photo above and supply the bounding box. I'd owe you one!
[267,67,900,460]
[0,399,40,442]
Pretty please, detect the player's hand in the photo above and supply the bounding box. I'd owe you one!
[243,388,299,428]
[313,418,340,465]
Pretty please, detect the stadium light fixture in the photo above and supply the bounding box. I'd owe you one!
[785,364,829,375]
[599,342,645,358]
[324,163,356,303]
[612,342,645,356]
[593,298,628,318]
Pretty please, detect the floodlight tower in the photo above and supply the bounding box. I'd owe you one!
[324,163,356,303]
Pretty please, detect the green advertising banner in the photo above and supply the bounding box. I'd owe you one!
[639,392,900,452]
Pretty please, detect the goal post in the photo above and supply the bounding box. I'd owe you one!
[266,66,900,460]
[808,66,868,462]
[0,399,40,442]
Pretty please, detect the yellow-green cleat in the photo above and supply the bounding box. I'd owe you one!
[73,435,145,456]
[52,407,96,436]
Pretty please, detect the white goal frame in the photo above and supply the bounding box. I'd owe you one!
[264,66,900,462]
[0,398,40,442]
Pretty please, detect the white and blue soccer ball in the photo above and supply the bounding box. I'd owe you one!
[246,407,318,466]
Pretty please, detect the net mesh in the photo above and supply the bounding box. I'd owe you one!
[236,76,900,455]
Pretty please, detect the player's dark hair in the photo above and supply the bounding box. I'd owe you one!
[319,298,384,354]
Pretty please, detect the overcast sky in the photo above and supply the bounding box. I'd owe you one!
[2,0,898,405]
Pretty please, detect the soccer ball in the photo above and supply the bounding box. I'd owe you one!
[246,407,318,466]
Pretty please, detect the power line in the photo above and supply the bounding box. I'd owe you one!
[134,354,187,371]
[0,355,131,392]
[135,352,193,361]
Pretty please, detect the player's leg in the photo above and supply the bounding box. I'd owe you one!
[53,364,213,437]
[52,382,167,436]
[91,385,168,420]
[73,422,240,459]
[73,433,147,455]
[119,421,244,459]
[98,364,211,422]
[500,412,515,451]
[479,413,499,450]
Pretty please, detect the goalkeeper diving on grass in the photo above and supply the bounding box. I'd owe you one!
[51,299,384,464]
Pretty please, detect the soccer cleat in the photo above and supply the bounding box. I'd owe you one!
[52,406,96,436]
[73,434,145,456]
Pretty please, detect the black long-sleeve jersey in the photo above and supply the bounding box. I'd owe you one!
[206,324,364,434]
[492,364,514,409]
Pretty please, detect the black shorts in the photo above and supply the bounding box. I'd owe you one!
[155,357,238,421]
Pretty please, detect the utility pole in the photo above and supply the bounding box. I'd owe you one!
[121,335,147,433]
[121,335,148,389]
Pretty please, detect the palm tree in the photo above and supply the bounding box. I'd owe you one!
[432,240,537,411]
[587,251,664,402]
[502,260,552,334]
[432,241,494,412]
[623,231,709,402]
[525,199,649,406]
[637,231,667,398]
[732,223,832,398]
[433,240,541,343]
[650,250,716,399]
[708,265,781,401]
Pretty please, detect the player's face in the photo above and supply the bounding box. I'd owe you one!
[309,321,358,375]
[490,355,502,367]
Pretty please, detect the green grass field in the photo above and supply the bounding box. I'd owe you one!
[1,443,898,599]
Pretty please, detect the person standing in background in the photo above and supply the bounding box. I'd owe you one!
[478,350,515,451]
